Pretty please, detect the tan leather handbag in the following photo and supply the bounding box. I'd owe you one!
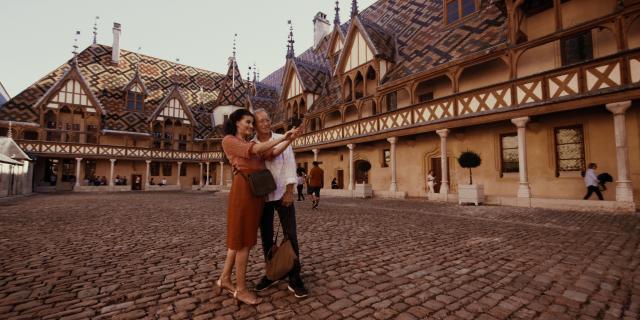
[265,224,297,281]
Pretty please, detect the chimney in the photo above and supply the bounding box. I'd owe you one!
[112,22,121,64]
[313,12,330,48]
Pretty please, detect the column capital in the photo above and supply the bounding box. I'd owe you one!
[199,162,203,167]
[387,137,397,144]
[177,161,183,165]
[312,148,319,154]
[109,159,116,163]
[218,161,223,165]
[436,129,450,138]
[606,101,631,115]
[145,160,152,164]
[347,143,355,150]
[510,116,530,128]
[75,157,83,161]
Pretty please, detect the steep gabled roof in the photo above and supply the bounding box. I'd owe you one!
[0,44,254,139]
[0,81,9,106]
[214,57,254,108]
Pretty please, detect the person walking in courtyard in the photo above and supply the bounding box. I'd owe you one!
[296,170,306,201]
[252,108,308,298]
[217,109,298,305]
[426,170,436,194]
[583,162,604,200]
[308,161,324,209]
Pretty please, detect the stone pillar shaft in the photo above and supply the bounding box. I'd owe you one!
[199,163,203,187]
[606,101,634,202]
[109,159,116,187]
[219,161,224,186]
[75,158,82,187]
[177,162,182,186]
[436,129,449,194]
[347,144,355,190]
[205,162,210,186]
[145,160,151,189]
[312,149,319,162]
[387,137,397,192]
[511,117,531,198]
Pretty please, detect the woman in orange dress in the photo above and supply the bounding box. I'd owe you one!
[217,109,297,305]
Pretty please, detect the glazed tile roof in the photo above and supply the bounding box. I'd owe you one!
[258,0,507,118]
[0,44,255,139]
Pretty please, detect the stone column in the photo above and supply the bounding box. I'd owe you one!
[75,158,82,187]
[511,117,531,198]
[606,101,634,202]
[199,163,203,187]
[436,129,450,194]
[219,161,224,186]
[347,144,355,190]
[387,137,398,192]
[145,160,151,189]
[205,162,210,186]
[312,148,319,162]
[109,159,116,187]
[176,162,182,187]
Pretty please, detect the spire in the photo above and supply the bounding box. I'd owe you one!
[92,16,100,44]
[232,33,238,88]
[173,58,180,85]
[135,46,142,74]
[286,20,295,59]
[72,30,81,65]
[351,0,358,18]
[334,1,341,26]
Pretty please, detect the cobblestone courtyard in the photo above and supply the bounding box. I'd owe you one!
[0,193,639,320]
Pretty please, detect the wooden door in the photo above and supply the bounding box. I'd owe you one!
[430,157,449,193]
[337,170,344,189]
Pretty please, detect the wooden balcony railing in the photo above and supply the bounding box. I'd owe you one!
[293,49,640,149]
[15,140,224,162]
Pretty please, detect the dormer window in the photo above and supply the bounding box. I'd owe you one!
[127,84,144,111]
[445,0,478,24]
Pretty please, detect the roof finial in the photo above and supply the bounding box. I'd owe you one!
[286,20,295,59]
[133,46,142,74]
[253,62,257,82]
[92,16,100,44]
[334,1,341,25]
[232,33,238,88]
[72,30,81,64]
[351,0,358,18]
[247,66,251,82]
[173,57,180,85]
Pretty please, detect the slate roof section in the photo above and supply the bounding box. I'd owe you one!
[0,44,254,139]
[257,0,508,120]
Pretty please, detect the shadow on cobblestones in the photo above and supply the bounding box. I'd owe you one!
[0,193,639,319]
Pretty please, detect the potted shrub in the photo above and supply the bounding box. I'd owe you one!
[457,151,484,205]
[354,160,373,198]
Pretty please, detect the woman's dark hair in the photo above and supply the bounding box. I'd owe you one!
[223,109,255,136]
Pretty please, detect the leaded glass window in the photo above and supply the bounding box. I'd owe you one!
[554,125,585,173]
[500,133,519,173]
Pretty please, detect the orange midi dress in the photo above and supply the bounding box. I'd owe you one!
[221,135,265,250]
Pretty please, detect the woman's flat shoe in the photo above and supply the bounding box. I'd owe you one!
[215,278,235,296]
[233,289,263,305]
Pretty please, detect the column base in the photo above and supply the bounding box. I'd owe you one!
[615,181,635,202]
[517,184,531,198]
[440,183,449,195]
[389,183,397,192]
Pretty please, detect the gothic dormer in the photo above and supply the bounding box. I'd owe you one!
[123,68,148,112]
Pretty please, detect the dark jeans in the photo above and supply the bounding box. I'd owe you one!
[260,200,302,281]
[296,185,305,200]
[584,185,603,200]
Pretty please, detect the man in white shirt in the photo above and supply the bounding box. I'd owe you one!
[252,108,308,298]
[583,162,603,200]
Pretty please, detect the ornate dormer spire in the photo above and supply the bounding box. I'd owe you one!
[232,33,238,88]
[351,0,358,18]
[71,30,80,65]
[172,58,180,86]
[92,16,100,44]
[334,1,341,26]
[286,20,295,59]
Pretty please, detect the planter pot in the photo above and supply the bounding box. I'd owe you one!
[458,184,484,206]
[354,183,373,198]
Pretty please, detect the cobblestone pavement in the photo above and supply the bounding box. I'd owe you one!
[1,193,639,320]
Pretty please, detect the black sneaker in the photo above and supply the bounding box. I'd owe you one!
[287,278,309,298]
[254,276,278,292]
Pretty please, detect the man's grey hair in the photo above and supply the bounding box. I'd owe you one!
[253,108,270,119]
